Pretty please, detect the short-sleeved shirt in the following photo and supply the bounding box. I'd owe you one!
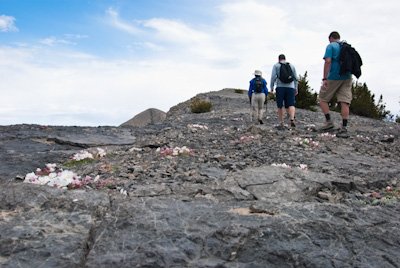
[324,42,351,80]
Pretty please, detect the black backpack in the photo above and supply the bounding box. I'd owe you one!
[339,41,363,79]
[255,77,262,93]
[279,62,294,83]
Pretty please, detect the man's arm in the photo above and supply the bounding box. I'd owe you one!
[270,66,276,91]
[322,57,331,88]
[292,66,298,90]
[248,81,252,104]
[263,79,268,95]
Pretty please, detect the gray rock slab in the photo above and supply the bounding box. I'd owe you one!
[0,125,136,179]
[1,179,399,268]
[0,181,109,268]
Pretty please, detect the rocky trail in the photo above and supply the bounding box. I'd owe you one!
[1,88,399,267]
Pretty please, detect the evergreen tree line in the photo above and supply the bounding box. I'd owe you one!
[293,72,397,122]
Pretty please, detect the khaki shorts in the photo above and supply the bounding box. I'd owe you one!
[318,78,353,104]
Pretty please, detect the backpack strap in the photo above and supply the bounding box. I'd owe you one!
[276,64,281,79]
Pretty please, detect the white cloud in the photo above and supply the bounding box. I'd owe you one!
[218,0,286,40]
[144,18,210,45]
[0,15,18,32]
[130,42,165,52]
[64,34,89,39]
[0,45,230,126]
[1,0,400,126]
[62,52,97,60]
[106,7,142,35]
[39,36,76,46]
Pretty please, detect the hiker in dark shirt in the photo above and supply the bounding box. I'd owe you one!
[248,70,268,124]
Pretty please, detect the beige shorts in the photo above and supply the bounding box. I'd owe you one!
[318,78,353,104]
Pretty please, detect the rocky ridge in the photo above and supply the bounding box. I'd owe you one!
[1,88,399,268]
[120,108,167,127]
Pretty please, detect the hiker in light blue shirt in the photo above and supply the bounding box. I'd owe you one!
[323,41,352,80]
[270,54,298,128]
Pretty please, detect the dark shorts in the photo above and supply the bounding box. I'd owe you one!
[276,87,295,109]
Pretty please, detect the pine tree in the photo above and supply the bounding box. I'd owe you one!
[295,72,318,111]
[350,82,392,120]
[376,95,393,121]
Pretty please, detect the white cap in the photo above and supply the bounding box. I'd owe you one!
[253,70,262,76]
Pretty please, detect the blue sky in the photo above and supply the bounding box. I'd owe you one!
[1,0,399,126]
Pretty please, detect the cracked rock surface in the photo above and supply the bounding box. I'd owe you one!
[1,88,400,267]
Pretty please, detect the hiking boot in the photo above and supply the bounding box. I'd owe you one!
[276,123,285,130]
[259,120,264,125]
[319,121,334,132]
[290,120,296,128]
[336,127,349,138]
